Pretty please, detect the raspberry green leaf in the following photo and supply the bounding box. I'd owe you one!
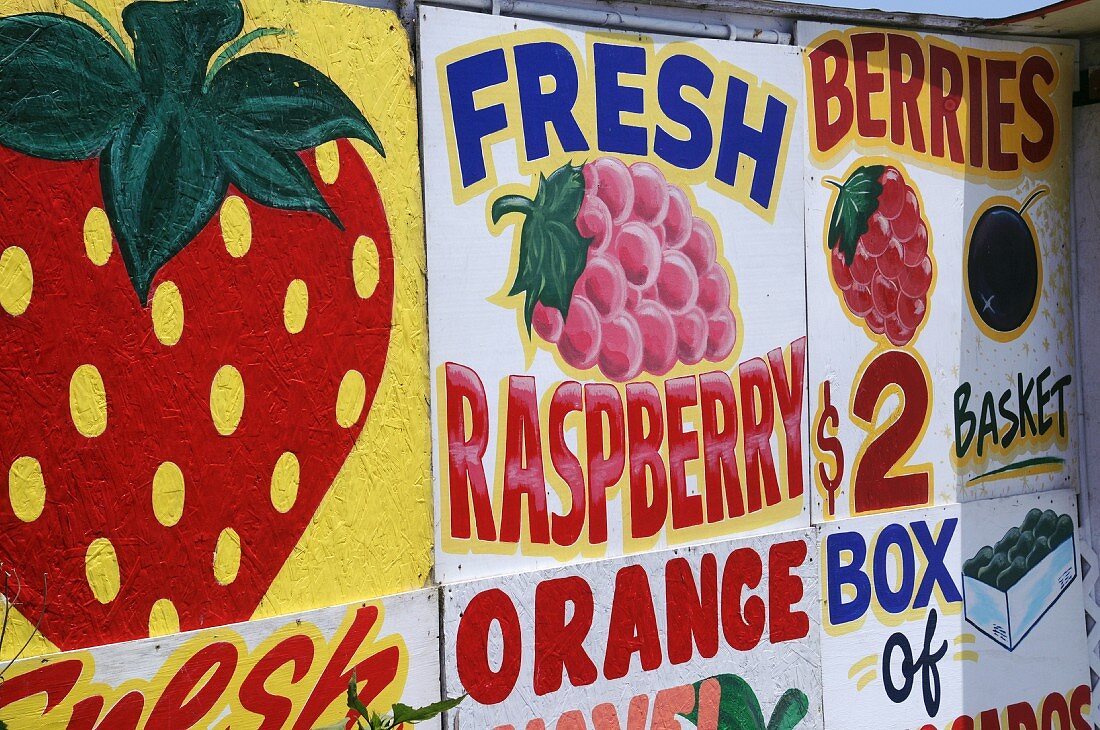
[101,105,228,304]
[680,674,766,730]
[492,163,591,334]
[826,164,885,265]
[208,52,384,157]
[0,13,139,160]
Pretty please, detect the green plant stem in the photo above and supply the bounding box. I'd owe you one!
[66,0,135,69]
[204,27,290,90]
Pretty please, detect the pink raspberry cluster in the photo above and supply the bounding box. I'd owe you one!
[534,158,736,381]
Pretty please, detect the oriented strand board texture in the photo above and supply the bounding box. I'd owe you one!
[0,588,442,728]
[0,0,430,658]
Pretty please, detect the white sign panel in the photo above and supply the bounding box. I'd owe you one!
[0,589,442,728]
[421,6,810,585]
[820,491,1090,728]
[442,529,822,729]
[798,22,1078,522]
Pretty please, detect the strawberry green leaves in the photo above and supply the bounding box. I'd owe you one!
[0,14,138,161]
[492,163,592,334]
[207,53,384,158]
[826,164,885,265]
[123,0,244,93]
[219,126,340,228]
[101,105,228,303]
[0,0,384,305]
[680,674,809,730]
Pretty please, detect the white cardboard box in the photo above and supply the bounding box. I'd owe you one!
[963,535,1077,651]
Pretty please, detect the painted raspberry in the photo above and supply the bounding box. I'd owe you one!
[826,163,933,346]
[494,158,737,382]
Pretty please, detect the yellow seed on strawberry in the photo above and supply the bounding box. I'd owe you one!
[152,280,184,346]
[8,456,45,523]
[148,598,179,637]
[83,207,112,266]
[220,196,252,258]
[152,461,185,527]
[283,279,308,334]
[85,537,120,604]
[0,246,32,316]
[271,452,299,513]
[210,365,244,436]
[336,370,366,428]
[70,364,107,438]
[214,528,241,585]
[352,235,378,299]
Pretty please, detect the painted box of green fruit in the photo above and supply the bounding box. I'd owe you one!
[962,509,1077,651]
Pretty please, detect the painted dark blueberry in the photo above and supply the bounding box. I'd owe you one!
[967,190,1046,334]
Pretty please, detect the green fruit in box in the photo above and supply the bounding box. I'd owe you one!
[1052,514,1073,548]
[1036,510,1057,537]
[996,556,1027,590]
[978,552,1009,585]
[1027,536,1051,570]
[1021,508,1042,533]
[963,546,994,578]
[1009,533,1034,563]
[995,527,1021,555]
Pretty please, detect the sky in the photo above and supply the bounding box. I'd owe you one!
[793,0,1048,19]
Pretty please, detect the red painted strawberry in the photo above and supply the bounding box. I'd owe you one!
[0,0,393,649]
[825,163,933,346]
[494,157,738,382]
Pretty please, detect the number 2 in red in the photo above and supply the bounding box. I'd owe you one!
[851,349,933,514]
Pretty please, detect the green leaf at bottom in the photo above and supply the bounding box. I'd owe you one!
[766,689,809,730]
[681,674,766,730]
[391,694,466,724]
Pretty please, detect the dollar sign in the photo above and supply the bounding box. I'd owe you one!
[815,380,844,516]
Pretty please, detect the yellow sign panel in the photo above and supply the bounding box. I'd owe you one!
[0,0,430,657]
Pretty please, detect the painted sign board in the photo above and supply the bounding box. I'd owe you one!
[441,528,822,729]
[0,589,441,729]
[819,490,1090,728]
[799,22,1078,522]
[420,6,810,585]
[0,0,431,656]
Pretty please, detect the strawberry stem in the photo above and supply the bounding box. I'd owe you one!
[203,26,291,91]
[65,0,135,69]
[1019,186,1049,216]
